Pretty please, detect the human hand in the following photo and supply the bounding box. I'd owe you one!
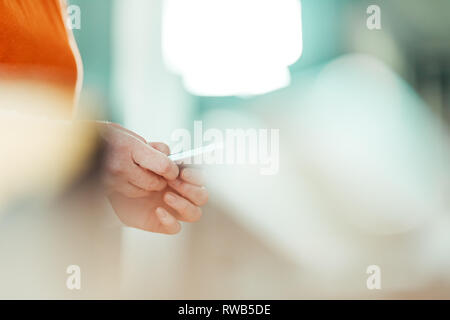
[97,122,208,234]
[98,122,179,198]
[108,166,209,234]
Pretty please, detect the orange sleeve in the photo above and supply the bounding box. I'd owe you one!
[0,0,78,98]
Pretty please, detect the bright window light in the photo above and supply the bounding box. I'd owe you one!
[162,0,303,96]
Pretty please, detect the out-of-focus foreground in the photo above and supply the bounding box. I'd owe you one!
[0,0,449,299]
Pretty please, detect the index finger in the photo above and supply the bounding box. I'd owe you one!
[132,141,179,180]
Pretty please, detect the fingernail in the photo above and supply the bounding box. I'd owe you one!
[165,193,177,204]
[156,207,167,218]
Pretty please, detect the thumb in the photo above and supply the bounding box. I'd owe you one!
[148,142,171,156]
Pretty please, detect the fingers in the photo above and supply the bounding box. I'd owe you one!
[116,182,151,198]
[167,179,209,206]
[104,156,167,194]
[102,174,149,197]
[149,142,170,156]
[156,207,181,234]
[127,164,167,192]
[132,141,179,180]
[163,191,203,223]
[180,168,204,186]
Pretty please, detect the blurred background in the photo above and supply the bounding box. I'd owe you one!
[1,0,449,299]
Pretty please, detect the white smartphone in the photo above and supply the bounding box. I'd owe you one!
[168,143,222,165]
